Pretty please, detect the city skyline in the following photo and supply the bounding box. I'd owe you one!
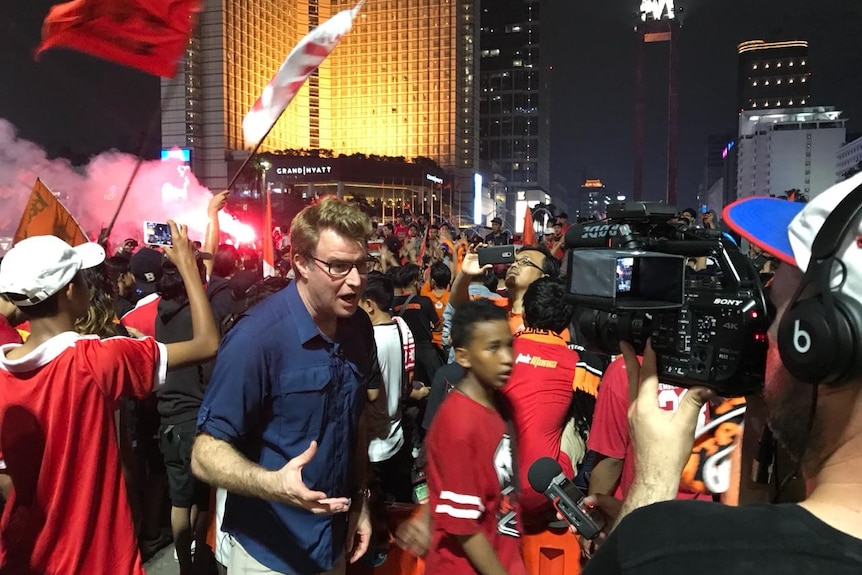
[1,1,861,212]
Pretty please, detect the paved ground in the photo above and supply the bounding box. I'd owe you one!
[144,544,176,575]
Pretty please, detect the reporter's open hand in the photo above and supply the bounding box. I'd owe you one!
[273,441,350,514]
[620,340,714,495]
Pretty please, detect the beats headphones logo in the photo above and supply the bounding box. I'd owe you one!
[793,320,812,354]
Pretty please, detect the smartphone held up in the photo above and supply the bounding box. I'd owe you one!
[143,221,173,247]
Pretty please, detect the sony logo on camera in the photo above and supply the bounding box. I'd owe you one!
[713,298,745,306]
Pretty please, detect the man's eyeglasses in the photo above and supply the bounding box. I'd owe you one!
[309,256,373,277]
[513,257,544,273]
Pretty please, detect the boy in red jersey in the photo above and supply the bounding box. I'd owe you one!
[424,299,526,575]
[0,223,219,575]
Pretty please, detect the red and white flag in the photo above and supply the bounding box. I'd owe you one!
[242,0,365,148]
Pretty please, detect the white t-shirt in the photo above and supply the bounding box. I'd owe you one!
[367,321,411,463]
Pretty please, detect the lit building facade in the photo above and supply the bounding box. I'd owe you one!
[162,0,480,191]
[580,179,610,220]
[737,40,811,111]
[478,0,549,230]
[837,135,862,181]
[737,107,846,200]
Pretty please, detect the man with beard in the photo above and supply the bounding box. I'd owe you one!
[191,199,378,575]
[580,174,862,574]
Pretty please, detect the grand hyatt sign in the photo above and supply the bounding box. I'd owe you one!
[275,165,334,176]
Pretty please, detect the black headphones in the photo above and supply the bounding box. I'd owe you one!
[777,180,862,385]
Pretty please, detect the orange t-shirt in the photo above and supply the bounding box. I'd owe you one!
[421,282,449,347]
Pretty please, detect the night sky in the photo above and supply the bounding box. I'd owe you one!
[2,1,861,211]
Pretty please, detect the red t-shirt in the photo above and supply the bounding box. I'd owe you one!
[587,356,710,501]
[425,391,527,575]
[501,330,578,513]
[121,293,161,337]
[0,332,167,575]
[0,317,21,346]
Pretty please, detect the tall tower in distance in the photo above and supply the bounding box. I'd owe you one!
[162,0,480,191]
[478,0,549,191]
[633,0,680,205]
[737,40,811,111]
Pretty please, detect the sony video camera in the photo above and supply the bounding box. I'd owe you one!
[564,202,769,397]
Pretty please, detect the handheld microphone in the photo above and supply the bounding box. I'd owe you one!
[527,457,605,540]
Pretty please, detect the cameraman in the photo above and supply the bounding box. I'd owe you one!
[581,176,862,573]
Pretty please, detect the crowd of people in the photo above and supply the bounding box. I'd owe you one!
[0,173,861,575]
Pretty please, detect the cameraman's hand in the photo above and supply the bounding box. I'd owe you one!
[460,242,492,277]
[619,340,714,508]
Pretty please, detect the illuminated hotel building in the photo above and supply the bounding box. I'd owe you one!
[737,40,811,111]
[162,0,480,192]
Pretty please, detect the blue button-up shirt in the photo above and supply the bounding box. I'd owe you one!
[197,281,376,574]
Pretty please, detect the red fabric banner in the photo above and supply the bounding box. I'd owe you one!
[37,0,202,78]
[521,206,537,247]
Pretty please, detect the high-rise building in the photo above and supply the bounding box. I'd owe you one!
[737,40,811,111]
[736,107,846,200]
[702,133,734,195]
[162,0,480,191]
[836,134,862,181]
[478,0,549,201]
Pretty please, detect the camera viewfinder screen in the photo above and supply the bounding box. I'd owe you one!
[616,257,634,293]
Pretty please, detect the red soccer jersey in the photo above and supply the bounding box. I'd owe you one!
[588,356,710,501]
[425,391,527,575]
[502,330,578,513]
[0,332,167,575]
[121,293,161,337]
[0,317,21,346]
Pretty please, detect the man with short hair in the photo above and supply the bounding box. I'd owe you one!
[192,198,378,575]
[123,247,165,337]
[582,174,862,573]
[484,217,511,246]
[360,273,415,503]
[502,278,583,518]
[0,225,219,575]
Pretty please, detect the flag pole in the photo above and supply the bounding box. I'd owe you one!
[98,77,184,246]
[225,119,279,192]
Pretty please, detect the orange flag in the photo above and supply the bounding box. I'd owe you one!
[262,190,276,278]
[14,179,89,246]
[37,0,202,78]
[521,206,536,247]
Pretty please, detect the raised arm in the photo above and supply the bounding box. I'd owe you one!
[161,221,220,369]
[203,190,229,279]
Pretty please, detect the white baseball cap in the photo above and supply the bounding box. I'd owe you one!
[0,236,106,306]
[723,171,862,303]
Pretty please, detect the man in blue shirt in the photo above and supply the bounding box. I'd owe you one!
[192,198,379,575]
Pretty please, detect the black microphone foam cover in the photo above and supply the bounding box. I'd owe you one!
[527,457,562,493]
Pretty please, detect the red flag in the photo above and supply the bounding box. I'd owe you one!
[14,179,89,246]
[262,191,276,278]
[37,0,202,78]
[243,0,365,147]
[521,206,537,247]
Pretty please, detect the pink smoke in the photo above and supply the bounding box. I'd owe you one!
[0,119,252,254]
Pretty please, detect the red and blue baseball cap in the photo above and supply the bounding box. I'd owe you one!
[724,172,862,302]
